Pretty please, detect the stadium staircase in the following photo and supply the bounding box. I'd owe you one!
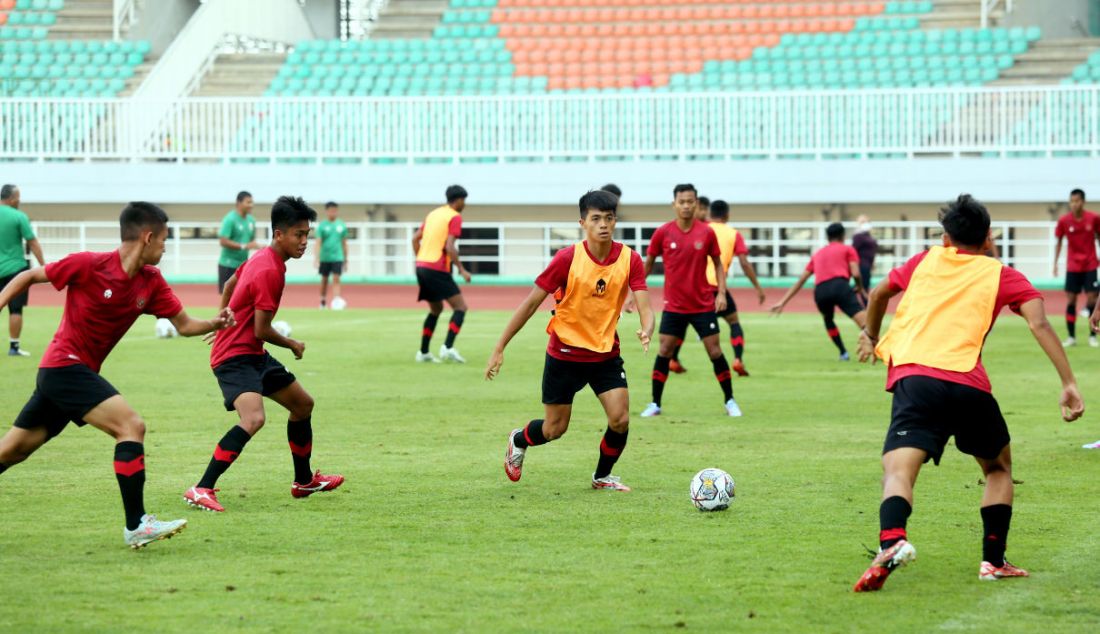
[191,53,285,97]
[373,0,449,39]
[50,0,113,39]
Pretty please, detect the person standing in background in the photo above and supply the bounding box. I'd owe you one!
[217,191,258,295]
[852,215,878,293]
[315,202,348,309]
[0,184,46,357]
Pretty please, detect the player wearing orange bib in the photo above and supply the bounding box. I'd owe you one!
[486,190,654,492]
[413,185,472,364]
[852,195,1085,592]
[706,201,765,375]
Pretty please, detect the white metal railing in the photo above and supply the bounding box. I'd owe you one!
[981,0,1015,29]
[0,85,1098,162]
[26,220,1063,283]
[112,0,136,42]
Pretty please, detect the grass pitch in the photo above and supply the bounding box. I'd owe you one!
[1,306,1098,632]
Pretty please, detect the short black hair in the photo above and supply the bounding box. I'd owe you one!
[600,183,622,198]
[271,196,317,232]
[236,190,252,203]
[709,199,730,220]
[119,202,169,241]
[939,194,990,248]
[826,222,845,241]
[697,196,710,208]
[673,183,697,198]
[1071,188,1086,200]
[0,184,16,200]
[446,185,468,203]
[578,190,619,219]
[325,201,339,209]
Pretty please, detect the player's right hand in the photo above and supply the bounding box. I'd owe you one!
[1052,264,1058,277]
[857,330,878,364]
[1061,384,1084,422]
[289,339,305,360]
[769,303,784,316]
[636,328,650,353]
[485,350,504,381]
[622,296,636,314]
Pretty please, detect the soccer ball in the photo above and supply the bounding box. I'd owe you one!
[690,468,735,511]
[273,320,292,338]
[330,296,347,311]
[154,318,178,339]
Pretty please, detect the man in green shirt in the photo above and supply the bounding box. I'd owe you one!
[0,184,45,357]
[315,201,349,309]
[217,191,258,294]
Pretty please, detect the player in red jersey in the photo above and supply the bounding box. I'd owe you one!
[668,195,713,374]
[1053,188,1100,348]
[487,190,653,491]
[0,203,235,548]
[184,197,344,513]
[771,223,866,360]
[640,184,740,418]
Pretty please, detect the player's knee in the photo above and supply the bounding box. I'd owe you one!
[241,412,266,433]
[608,413,629,433]
[294,394,315,419]
[121,414,146,440]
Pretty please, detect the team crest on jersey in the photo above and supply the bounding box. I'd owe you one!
[594,278,607,296]
[136,297,147,309]
[103,289,113,299]
[694,241,704,250]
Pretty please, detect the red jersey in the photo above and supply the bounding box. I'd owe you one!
[885,250,1040,393]
[806,242,859,285]
[210,247,286,369]
[1055,211,1100,273]
[647,220,721,313]
[535,241,647,362]
[41,251,182,373]
[416,213,463,273]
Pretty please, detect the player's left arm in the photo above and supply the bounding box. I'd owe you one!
[849,260,865,298]
[411,226,423,256]
[711,253,728,313]
[485,286,550,380]
[445,234,472,283]
[255,308,305,360]
[738,254,766,304]
[770,269,812,315]
[169,307,236,337]
[1020,298,1084,421]
[342,238,349,265]
[857,279,901,363]
[633,289,655,352]
[26,238,45,267]
[219,273,238,311]
[0,267,48,311]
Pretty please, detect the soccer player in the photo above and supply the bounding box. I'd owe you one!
[487,190,653,491]
[771,223,866,360]
[706,200,766,376]
[315,201,348,309]
[852,215,877,292]
[640,184,740,418]
[0,202,235,548]
[1052,188,1100,347]
[0,184,45,356]
[668,196,713,374]
[600,183,622,199]
[852,194,1084,592]
[413,185,472,363]
[184,196,344,513]
[217,190,258,295]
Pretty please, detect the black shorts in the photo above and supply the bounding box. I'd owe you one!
[416,267,460,302]
[814,277,865,319]
[1064,269,1099,294]
[13,365,120,439]
[213,352,297,411]
[659,310,721,339]
[542,353,628,405]
[713,290,737,318]
[319,261,344,277]
[884,376,1010,466]
[218,265,237,295]
[0,266,30,315]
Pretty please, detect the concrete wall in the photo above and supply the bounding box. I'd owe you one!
[130,0,201,57]
[1003,0,1094,38]
[302,0,339,40]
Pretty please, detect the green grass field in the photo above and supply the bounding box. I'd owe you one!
[1,306,1098,632]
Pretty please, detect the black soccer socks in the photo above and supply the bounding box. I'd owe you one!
[824,318,847,354]
[287,417,313,485]
[729,322,745,360]
[197,425,251,489]
[711,355,733,401]
[114,441,146,531]
[879,496,912,549]
[421,313,440,354]
[444,310,466,348]
[594,427,628,479]
[981,504,1013,567]
[651,356,671,406]
[1066,302,1077,338]
[513,420,547,449]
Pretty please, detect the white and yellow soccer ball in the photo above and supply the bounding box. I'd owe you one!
[690,468,736,511]
[330,296,347,311]
[154,318,178,339]
[273,320,292,338]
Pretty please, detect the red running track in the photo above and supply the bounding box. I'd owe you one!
[23,284,1073,314]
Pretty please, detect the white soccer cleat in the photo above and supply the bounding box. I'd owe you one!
[640,402,661,417]
[1082,440,1100,449]
[1063,337,1077,348]
[724,398,743,417]
[1090,336,1099,348]
[591,474,632,492]
[439,345,466,363]
[7,347,29,357]
[123,514,187,549]
[415,351,441,363]
[504,428,525,482]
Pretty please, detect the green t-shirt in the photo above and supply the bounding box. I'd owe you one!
[218,210,256,269]
[317,219,348,263]
[0,204,35,277]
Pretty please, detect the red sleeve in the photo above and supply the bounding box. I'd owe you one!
[997,267,1042,314]
[1055,217,1067,238]
[733,233,748,256]
[804,254,814,273]
[706,226,720,257]
[535,246,574,294]
[253,269,284,312]
[647,226,664,257]
[846,246,859,263]
[628,249,647,291]
[448,215,462,237]
[45,252,94,290]
[144,272,184,318]
[888,251,930,292]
